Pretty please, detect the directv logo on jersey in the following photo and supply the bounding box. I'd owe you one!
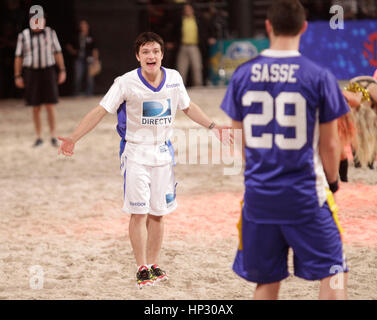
[142,99,172,125]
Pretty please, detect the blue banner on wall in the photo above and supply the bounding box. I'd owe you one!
[208,38,269,85]
[300,20,377,80]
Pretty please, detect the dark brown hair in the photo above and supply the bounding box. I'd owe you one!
[134,32,164,55]
[267,0,306,36]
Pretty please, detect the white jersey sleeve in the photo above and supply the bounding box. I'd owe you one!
[99,77,126,114]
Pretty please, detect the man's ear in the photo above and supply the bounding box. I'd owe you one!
[265,19,273,35]
[300,21,308,35]
[136,53,140,62]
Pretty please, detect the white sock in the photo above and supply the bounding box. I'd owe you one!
[136,264,147,271]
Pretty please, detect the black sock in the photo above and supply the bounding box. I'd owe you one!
[339,159,348,182]
[352,149,361,168]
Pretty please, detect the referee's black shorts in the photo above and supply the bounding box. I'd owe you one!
[23,66,59,106]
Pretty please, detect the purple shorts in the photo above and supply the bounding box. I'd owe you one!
[233,202,348,284]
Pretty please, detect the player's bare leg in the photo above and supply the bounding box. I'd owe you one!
[32,105,42,139]
[319,272,348,300]
[146,215,164,264]
[45,104,58,146]
[129,214,154,288]
[129,214,148,266]
[146,214,168,282]
[253,282,281,300]
[45,104,56,137]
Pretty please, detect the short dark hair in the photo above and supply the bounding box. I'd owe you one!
[267,0,306,36]
[134,32,164,55]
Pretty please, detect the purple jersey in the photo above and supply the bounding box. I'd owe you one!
[221,49,350,224]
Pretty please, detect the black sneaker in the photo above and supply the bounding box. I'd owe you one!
[51,137,58,147]
[33,138,43,147]
[150,264,168,283]
[136,265,153,289]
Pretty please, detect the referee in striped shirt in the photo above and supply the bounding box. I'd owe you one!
[14,12,66,147]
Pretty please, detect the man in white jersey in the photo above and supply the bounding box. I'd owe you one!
[58,32,230,289]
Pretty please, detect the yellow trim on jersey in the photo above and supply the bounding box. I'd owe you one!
[237,200,243,250]
[325,188,344,237]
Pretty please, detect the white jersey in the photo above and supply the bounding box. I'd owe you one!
[100,67,190,166]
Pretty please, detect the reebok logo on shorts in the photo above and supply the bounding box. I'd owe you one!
[130,201,146,207]
[142,99,172,126]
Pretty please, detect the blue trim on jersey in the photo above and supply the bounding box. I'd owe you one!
[166,140,176,166]
[137,67,166,92]
[119,138,126,158]
[116,101,127,139]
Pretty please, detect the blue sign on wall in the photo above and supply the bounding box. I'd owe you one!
[300,20,377,80]
[208,38,269,85]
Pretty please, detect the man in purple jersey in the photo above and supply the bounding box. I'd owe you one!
[220,0,349,299]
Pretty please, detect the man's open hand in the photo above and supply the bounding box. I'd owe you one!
[57,136,75,156]
[212,125,234,146]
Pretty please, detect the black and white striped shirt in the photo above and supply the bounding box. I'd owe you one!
[15,27,62,69]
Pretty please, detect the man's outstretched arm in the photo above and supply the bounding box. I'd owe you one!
[58,105,108,156]
[319,119,340,188]
[183,101,233,144]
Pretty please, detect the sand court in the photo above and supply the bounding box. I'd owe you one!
[0,88,376,299]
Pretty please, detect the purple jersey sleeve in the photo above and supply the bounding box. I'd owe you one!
[220,74,243,121]
[319,69,350,123]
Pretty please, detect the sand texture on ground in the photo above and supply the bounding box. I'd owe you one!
[0,88,376,299]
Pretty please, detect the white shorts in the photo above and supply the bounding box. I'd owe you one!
[121,158,177,216]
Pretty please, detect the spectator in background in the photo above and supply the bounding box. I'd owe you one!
[206,4,230,40]
[173,3,215,87]
[66,20,99,96]
[331,0,358,19]
[14,11,66,147]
